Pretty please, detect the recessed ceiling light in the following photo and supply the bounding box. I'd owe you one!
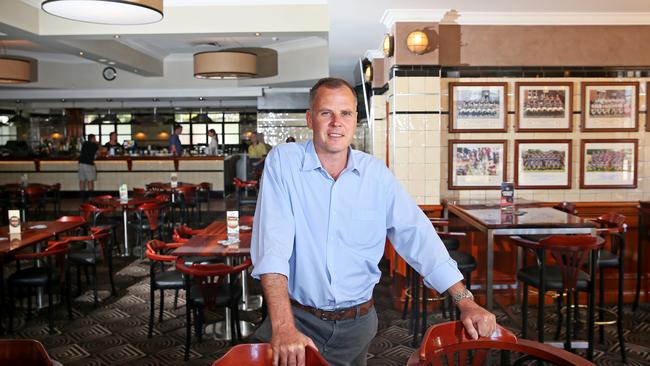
[272,37,279,41]
[79,51,84,55]
[198,97,204,101]
[114,35,120,39]
[133,69,138,73]
[255,32,261,37]
[108,61,115,65]
[98,58,107,62]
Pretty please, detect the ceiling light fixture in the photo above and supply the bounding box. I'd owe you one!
[91,99,120,124]
[193,51,257,80]
[41,0,164,25]
[7,100,29,126]
[0,57,32,84]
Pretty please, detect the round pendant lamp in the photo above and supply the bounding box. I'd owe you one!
[0,58,32,84]
[41,0,164,25]
[194,51,257,79]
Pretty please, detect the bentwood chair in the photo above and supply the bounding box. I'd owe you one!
[176,257,252,360]
[212,343,329,366]
[145,240,184,338]
[510,235,603,360]
[197,182,211,225]
[406,321,595,366]
[7,240,72,334]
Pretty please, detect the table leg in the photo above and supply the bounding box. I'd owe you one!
[486,229,494,311]
[0,258,4,335]
[240,267,262,311]
[122,209,130,257]
[634,214,644,311]
[537,250,545,343]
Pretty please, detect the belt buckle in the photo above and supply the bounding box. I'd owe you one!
[319,311,331,321]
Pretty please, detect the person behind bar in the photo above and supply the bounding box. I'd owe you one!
[207,128,219,155]
[78,134,99,201]
[251,77,496,366]
[169,124,183,156]
[103,132,124,155]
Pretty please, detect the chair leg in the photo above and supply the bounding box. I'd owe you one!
[26,287,32,321]
[184,284,191,361]
[565,289,573,352]
[618,265,627,363]
[92,265,98,307]
[599,266,605,344]
[47,284,54,334]
[8,283,14,333]
[554,291,564,341]
[83,266,90,286]
[401,267,411,320]
[420,280,427,339]
[196,307,204,343]
[108,256,116,296]
[148,284,155,338]
[522,283,528,339]
[173,289,179,309]
[76,265,82,296]
[159,289,165,323]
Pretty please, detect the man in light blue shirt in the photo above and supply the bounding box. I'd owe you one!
[251,78,496,366]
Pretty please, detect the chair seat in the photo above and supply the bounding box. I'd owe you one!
[183,256,224,265]
[595,249,619,268]
[441,237,460,251]
[519,234,550,242]
[189,283,241,307]
[154,270,184,289]
[8,268,57,287]
[69,246,102,265]
[450,250,476,273]
[517,265,590,291]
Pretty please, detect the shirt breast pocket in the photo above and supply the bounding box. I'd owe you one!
[346,209,385,248]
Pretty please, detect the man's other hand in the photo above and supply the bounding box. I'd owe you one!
[457,299,497,340]
[272,325,318,366]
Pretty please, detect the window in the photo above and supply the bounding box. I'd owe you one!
[0,116,17,145]
[83,113,132,144]
[173,111,241,147]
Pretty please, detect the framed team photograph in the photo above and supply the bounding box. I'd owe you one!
[580,139,637,189]
[449,82,508,133]
[514,139,572,189]
[515,82,573,132]
[448,139,507,190]
[581,82,638,132]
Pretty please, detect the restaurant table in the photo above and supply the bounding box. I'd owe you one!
[446,201,597,311]
[172,221,256,340]
[91,196,157,257]
[0,219,86,334]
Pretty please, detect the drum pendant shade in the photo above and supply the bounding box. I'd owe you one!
[194,51,257,79]
[0,58,32,84]
[41,0,164,25]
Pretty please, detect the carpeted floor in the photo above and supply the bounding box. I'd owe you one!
[1,254,649,365]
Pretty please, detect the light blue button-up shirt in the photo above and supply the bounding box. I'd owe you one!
[251,140,463,310]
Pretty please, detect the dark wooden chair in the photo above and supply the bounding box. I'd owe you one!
[510,234,603,360]
[197,182,211,225]
[212,343,329,366]
[7,240,72,333]
[407,321,595,366]
[176,257,252,360]
[635,201,650,311]
[145,239,184,338]
[0,339,54,366]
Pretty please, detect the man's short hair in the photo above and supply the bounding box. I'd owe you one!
[208,129,216,134]
[309,77,357,108]
[109,131,116,137]
[174,124,182,132]
[87,134,96,141]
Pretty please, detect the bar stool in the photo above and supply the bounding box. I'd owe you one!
[591,213,627,363]
[510,234,602,360]
[175,257,252,360]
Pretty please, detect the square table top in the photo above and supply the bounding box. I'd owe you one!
[172,221,251,257]
[0,220,86,256]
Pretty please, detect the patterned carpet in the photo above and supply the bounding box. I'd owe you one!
[1,254,649,365]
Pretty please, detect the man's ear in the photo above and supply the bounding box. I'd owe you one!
[306,110,313,130]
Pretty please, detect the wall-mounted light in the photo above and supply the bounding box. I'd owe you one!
[382,34,394,58]
[362,60,373,83]
[134,132,147,140]
[406,30,429,55]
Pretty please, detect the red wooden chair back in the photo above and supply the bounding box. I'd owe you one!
[175,185,197,205]
[23,185,46,204]
[539,235,603,290]
[172,225,201,243]
[15,239,70,282]
[240,215,254,226]
[417,321,595,366]
[594,212,626,233]
[0,339,54,366]
[553,201,577,215]
[233,177,258,189]
[145,239,182,262]
[137,202,161,231]
[212,343,329,366]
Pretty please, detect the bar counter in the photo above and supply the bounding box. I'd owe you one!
[0,155,237,193]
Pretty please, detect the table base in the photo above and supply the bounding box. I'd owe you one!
[240,295,263,311]
[208,320,256,340]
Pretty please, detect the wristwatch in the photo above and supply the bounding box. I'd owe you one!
[451,288,474,306]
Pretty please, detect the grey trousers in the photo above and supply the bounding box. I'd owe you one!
[252,304,378,366]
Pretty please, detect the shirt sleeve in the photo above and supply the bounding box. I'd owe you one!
[385,172,463,293]
[250,147,296,280]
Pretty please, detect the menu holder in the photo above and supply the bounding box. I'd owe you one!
[8,209,21,234]
[227,211,239,234]
[119,184,129,203]
[500,182,514,210]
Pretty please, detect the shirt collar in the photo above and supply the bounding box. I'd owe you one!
[301,140,360,176]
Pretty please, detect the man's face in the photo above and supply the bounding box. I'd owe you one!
[175,127,182,135]
[306,86,357,157]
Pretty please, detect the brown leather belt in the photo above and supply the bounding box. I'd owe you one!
[290,299,374,321]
